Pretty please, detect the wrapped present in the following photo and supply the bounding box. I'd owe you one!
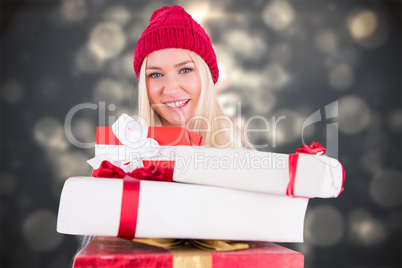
[57,176,308,242]
[73,236,304,268]
[88,115,345,198]
[172,143,345,198]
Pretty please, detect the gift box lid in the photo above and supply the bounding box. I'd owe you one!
[74,237,304,268]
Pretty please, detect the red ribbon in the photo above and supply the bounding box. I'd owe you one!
[96,160,174,182]
[94,161,174,239]
[118,176,140,239]
[287,142,326,198]
[295,141,326,155]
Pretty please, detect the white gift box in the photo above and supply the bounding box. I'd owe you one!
[57,176,309,242]
[173,146,344,198]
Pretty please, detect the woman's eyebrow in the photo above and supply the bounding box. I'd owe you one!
[146,60,194,70]
[174,60,194,67]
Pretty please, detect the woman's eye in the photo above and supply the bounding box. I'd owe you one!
[180,68,192,74]
[149,73,162,78]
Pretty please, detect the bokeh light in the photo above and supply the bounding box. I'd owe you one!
[93,78,126,104]
[315,29,338,54]
[71,117,96,144]
[109,53,136,79]
[269,109,304,146]
[348,209,387,246]
[89,22,126,60]
[250,89,276,115]
[104,5,131,26]
[60,0,87,22]
[387,109,402,133]
[222,29,268,61]
[304,205,345,247]
[1,80,24,104]
[269,43,292,65]
[338,95,371,135]
[370,169,402,208]
[263,0,295,32]
[328,63,354,90]
[218,92,242,117]
[33,117,69,151]
[75,45,104,73]
[22,210,64,252]
[348,10,378,41]
[265,64,289,90]
[347,9,388,49]
[51,151,93,181]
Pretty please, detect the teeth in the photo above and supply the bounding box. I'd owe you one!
[165,99,189,108]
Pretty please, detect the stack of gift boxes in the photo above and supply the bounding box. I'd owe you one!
[56,114,345,266]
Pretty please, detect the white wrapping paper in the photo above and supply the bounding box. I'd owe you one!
[57,177,308,242]
[173,146,344,198]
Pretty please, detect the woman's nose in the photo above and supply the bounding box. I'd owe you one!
[162,76,181,97]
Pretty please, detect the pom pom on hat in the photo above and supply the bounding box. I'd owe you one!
[133,5,219,84]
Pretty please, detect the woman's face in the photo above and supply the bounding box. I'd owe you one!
[146,48,201,127]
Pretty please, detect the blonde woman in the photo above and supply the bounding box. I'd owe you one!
[134,5,254,150]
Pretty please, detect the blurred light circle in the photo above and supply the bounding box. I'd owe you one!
[338,95,371,135]
[218,92,242,117]
[270,109,304,146]
[348,10,377,40]
[315,29,338,54]
[328,64,354,90]
[229,68,268,90]
[61,0,87,22]
[71,118,96,144]
[263,0,295,32]
[23,210,63,252]
[265,64,289,89]
[75,45,104,73]
[0,172,17,195]
[53,151,93,181]
[222,30,267,61]
[89,22,126,60]
[270,43,291,65]
[251,89,276,115]
[93,78,125,104]
[104,6,131,26]
[304,205,344,247]
[370,169,402,208]
[1,80,24,104]
[34,117,69,151]
[109,53,135,78]
[347,10,388,49]
[387,109,402,133]
[348,210,387,245]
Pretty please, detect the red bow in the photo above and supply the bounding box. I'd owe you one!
[296,141,326,155]
[96,160,174,182]
[287,142,327,197]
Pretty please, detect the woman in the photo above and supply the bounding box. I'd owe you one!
[134,5,253,149]
[79,4,253,252]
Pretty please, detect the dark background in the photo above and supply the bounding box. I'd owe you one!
[1,0,401,267]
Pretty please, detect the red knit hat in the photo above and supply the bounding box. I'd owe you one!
[133,5,219,84]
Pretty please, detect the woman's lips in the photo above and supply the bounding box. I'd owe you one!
[164,99,190,109]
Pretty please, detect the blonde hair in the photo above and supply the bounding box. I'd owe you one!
[137,50,254,150]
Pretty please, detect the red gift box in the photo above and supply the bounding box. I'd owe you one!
[74,237,304,268]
